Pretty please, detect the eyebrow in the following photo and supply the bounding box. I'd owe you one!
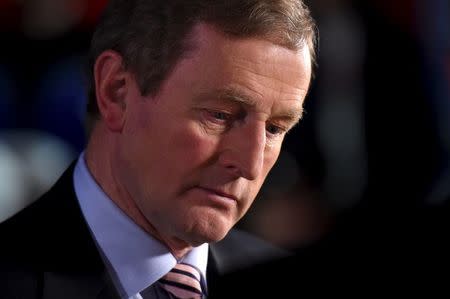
[277,107,305,128]
[194,87,257,107]
[195,86,305,124]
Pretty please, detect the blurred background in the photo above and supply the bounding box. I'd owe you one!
[0,0,449,261]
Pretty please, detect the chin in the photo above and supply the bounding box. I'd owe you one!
[184,219,232,246]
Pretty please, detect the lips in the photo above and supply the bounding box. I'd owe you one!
[196,186,237,202]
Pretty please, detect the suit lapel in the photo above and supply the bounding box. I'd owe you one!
[29,163,121,299]
[39,270,121,299]
[206,245,221,294]
[96,271,122,299]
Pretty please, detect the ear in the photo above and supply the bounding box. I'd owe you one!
[94,50,129,132]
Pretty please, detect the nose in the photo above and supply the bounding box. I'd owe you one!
[218,121,266,180]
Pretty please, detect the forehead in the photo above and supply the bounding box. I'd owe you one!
[187,23,311,79]
[164,23,311,116]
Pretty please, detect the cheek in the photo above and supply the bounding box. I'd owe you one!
[167,123,219,164]
[264,147,281,174]
[243,149,280,198]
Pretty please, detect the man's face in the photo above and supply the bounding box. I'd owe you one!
[115,23,312,246]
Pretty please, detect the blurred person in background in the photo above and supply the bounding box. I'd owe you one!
[0,0,316,298]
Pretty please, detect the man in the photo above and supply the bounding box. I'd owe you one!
[0,0,315,298]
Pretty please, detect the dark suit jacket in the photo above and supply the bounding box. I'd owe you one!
[0,163,286,299]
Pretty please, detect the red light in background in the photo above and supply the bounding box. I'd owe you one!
[79,0,108,28]
[0,0,22,29]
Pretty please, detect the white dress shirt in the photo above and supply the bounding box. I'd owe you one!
[73,153,209,299]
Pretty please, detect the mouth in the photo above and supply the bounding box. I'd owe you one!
[196,186,238,202]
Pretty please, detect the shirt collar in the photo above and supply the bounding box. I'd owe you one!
[73,152,209,297]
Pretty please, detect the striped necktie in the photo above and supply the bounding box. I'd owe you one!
[158,263,205,298]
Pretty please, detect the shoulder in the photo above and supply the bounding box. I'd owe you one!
[0,161,103,270]
[0,163,76,258]
[0,194,54,299]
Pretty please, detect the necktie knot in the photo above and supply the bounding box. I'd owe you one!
[159,263,205,298]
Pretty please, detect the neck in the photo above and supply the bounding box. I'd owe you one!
[84,122,192,259]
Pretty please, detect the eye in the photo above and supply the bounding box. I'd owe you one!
[201,109,235,130]
[266,123,286,136]
[211,111,230,121]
